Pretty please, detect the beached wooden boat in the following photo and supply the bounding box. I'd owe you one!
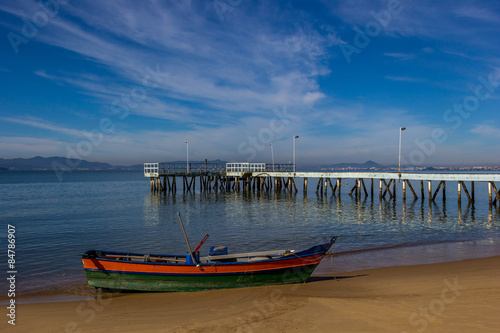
[81,237,337,292]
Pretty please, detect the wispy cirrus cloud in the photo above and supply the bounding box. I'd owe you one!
[331,0,500,49]
[453,5,500,21]
[27,1,332,121]
[2,0,500,166]
[384,52,415,61]
[384,76,425,83]
[0,136,67,156]
[0,3,333,152]
[470,124,500,138]
[0,116,85,138]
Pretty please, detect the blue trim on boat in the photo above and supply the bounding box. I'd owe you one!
[82,242,334,266]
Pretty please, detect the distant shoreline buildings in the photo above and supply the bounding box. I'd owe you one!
[1,156,500,172]
[319,166,500,172]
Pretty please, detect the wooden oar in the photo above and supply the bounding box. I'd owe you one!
[177,212,198,266]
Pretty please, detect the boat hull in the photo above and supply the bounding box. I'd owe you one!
[82,241,334,292]
[84,264,319,292]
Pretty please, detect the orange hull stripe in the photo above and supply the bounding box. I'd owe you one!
[82,254,323,274]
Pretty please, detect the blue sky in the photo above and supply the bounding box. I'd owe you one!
[1,0,500,167]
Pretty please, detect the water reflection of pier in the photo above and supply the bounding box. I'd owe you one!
[144,162,500,207]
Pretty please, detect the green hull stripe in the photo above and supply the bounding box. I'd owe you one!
[85,265,318,291]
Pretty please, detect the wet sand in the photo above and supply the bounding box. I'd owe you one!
[7,255,500,333]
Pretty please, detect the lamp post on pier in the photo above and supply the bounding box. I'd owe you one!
[398,127,406,178]
[185,140,189,174]
[293,135,299,173]
[269,143,275,171]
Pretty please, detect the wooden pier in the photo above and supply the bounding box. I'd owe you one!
[144,162,500,206]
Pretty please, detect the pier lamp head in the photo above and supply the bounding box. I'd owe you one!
[185,140,188,143]
[400,127,406,131]
[294,135,299,139]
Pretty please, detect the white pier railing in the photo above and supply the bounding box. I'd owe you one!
[144,163,159,177]
[225,163,266,175]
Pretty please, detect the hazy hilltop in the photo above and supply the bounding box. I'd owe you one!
[1,157,498,171]
[0,156,141,171]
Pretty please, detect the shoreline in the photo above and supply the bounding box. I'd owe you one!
[10,254,500,332]
[4,237,500,306]
[317,237,500,275]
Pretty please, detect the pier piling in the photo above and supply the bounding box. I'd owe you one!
[144,162,500,205]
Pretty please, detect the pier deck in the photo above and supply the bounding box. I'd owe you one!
[144,162,500,205]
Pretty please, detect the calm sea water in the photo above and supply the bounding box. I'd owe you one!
[1,170,499,297]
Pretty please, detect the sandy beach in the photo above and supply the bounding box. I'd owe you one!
[7,255,500,333]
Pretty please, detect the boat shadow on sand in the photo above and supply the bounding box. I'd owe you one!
[306,274,368,283]
[95,275,369,295]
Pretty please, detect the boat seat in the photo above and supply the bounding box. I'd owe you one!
[248,256,272,262]
[203,249,290,262]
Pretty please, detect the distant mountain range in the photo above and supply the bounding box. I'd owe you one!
[0,156,142,171]
[314,160,393,170]
[0,156,227,171]
[3,156,496,172]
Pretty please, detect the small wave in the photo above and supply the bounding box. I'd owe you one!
[0,283,131,305]
[331,238,474,256]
